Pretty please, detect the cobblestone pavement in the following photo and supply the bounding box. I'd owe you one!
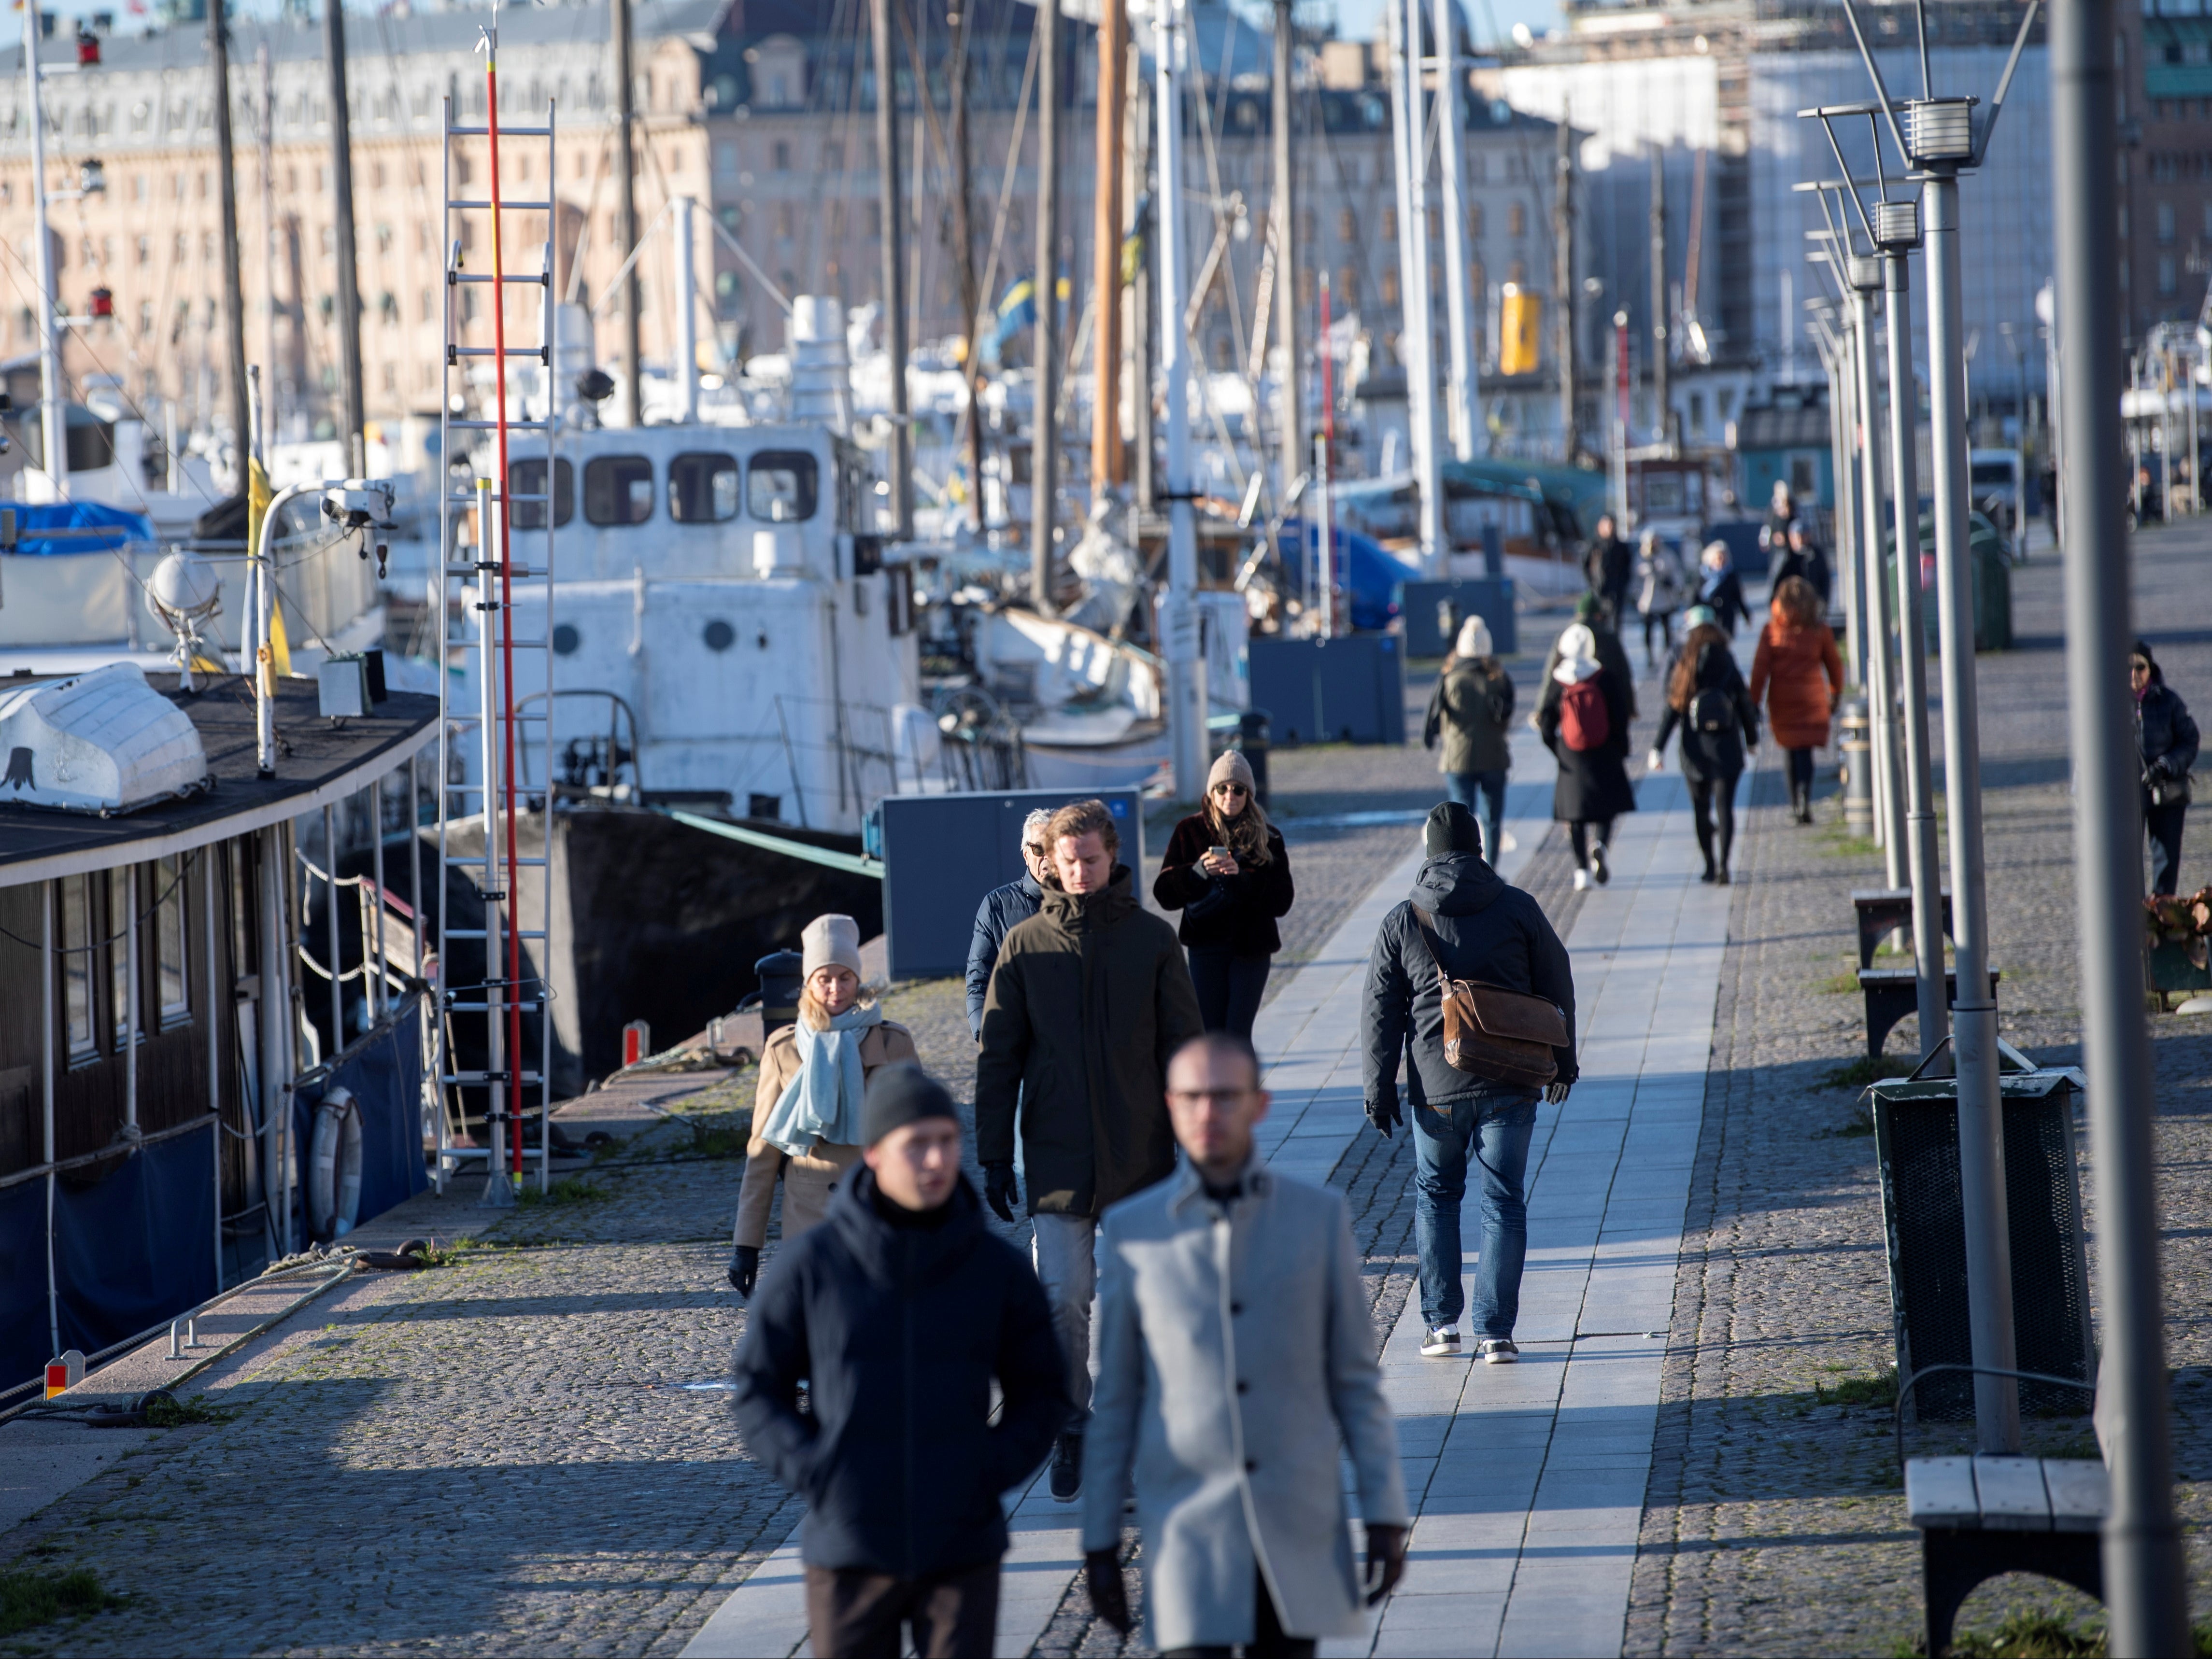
[1625,525,2212,1656]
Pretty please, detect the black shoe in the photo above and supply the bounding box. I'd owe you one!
[1700,866,1717,884]
[1050,1431,1083,1502]
[1716,868,1732,885]
[1591,843,1611,886]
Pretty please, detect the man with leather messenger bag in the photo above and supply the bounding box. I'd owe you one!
[1361,803,1577,1364]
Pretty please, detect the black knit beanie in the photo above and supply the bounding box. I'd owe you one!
[861,1064,961,1147]
[1425,801,1484,857]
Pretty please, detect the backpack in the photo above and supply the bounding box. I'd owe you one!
[1689,686,1733,735]
[1559,678,1610,752]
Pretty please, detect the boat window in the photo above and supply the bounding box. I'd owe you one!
[584,455,655,525]
[156,855,188,1025]
[507,457,574,529]
[61,874,94,1061]
[111,866,137,1049]
[669,451,741,522]
[747,450,819,523]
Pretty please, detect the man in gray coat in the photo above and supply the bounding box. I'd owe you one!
[1081,1033,1409,1655]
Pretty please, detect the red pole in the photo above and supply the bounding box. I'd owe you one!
[485,28,524,1187]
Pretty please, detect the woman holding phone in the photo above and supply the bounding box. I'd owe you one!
[1153,751,1295,1039]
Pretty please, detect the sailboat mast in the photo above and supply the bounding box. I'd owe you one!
[1092,0,1125,493]
[1031,0,1061,609]
[1432,0,1474,462]
[211,0,251,481]
[1649,141,1669,449]
[1555,103,1576,463]
[22,5,63,495]
[870,0,911,535]
[611,0,641,427]
[1269,0,1301,507]
[325,0,365,470]
[950,3,985,529]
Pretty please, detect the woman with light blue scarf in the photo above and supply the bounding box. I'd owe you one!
[729,914,919,1296]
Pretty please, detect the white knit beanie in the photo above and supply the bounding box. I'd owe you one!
[1455,616,1492,660]
[801,914,864,979]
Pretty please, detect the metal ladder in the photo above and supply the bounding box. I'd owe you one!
[434,46,559,1204]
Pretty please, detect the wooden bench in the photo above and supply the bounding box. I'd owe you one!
[1858,967,1999,1060]
[1906,1455,2107,1656]
[1852,887,1954,971]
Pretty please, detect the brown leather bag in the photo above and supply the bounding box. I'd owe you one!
[1408,907,1570,1090]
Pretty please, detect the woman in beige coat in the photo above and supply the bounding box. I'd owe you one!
[727,914,918,1295]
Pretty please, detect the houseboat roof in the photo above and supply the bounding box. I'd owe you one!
[0,674,438,888]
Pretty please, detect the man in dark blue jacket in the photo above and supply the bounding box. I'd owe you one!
[965,808,1056,1039]
[1361,803,1576,1366]
[731,1065,1068,1657]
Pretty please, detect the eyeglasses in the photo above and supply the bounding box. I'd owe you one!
[1211,782,1248,797]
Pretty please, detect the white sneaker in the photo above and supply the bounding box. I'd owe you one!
[1572,868,1590,891]
[1480,1339,1521,1364]
[1420,1325,1462,1359]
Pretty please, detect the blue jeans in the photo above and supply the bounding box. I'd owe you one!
[1444,770,1509,868]
[1412,1092,1538,1335]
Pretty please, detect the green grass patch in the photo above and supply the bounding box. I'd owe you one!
[0,1567,120,1636]
[516,1176,606,1208]
[143,1392,234,1429]
[1819,971,1864,996]
[678,1115,752,1160]
[1821,1054,1892,1091]
[1813,1366,1897,1409]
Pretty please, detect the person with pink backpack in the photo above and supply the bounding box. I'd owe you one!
[1536,622,1637,889]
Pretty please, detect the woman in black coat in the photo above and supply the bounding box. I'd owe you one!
[1536,622,1637,890]
[1153,748,1295,1038]
[1648,621,1760,884]
[1695,540,1753,637]
[2134,638,2200,896]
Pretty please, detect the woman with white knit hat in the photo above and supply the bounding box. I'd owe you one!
[1424,614,1515,868]
[1535,621,1638,889]
[728,913,919,1296]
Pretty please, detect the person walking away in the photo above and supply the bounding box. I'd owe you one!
[2134,638,2199,895]
[1748,576,1845,826]
[1583,513,1632,630]
[1425,615,1515,866]
[730,914,919,1297]
[1542,593,1640,717]
[1770,520,1833,609]
[965,809,1057,1040]
[1538,622,1637,890]
[1649,619,1759,883]
[1154,751,1295,1040]
[1633,530,1686,671]
[731,1065,1070,1659]
[1360,803,1576,1364]
[1081,1033,1410,1656]
[1695,539,1752,637]
[976,798,1204,1501]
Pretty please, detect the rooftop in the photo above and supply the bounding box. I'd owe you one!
[0,673,438,887]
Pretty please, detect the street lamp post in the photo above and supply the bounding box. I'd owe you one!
[2051,0,2192,1645]
[1832,0,2043,1454]
[1155,0,1205,801]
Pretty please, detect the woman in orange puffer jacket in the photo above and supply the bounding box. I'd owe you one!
[1748,576,1844,824]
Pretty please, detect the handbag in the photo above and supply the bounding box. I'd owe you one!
[1182,872,1234,921]
[1408,906,1569,1090]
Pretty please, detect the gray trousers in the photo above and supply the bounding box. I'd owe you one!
[1030,1212,1098,1423]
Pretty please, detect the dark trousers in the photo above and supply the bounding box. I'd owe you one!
[1160,1573,1317,1659]
[1445,768,1509,869]
[805,1560,1000,1659]
[1787,747,1816,793]
[1641,610,1674,667]
[1188,948,1271,1040]
[2147,799,2188,896]
[1689,777,1737,873]
[1568,817,1615,869]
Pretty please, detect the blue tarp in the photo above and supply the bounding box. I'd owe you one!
[289,996,431,1242]
[0,1176,53,1391]
[1275,518,1421,634]
[53,1123,219,1364]
[1,501,156,556]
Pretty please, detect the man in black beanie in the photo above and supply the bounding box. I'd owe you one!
[731,1064,1069,1657]
[1359,802,1577,1365]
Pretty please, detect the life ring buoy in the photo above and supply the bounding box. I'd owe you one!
[308,1087,364,1243]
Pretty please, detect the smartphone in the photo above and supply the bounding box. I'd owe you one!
[1209,845,1231,860]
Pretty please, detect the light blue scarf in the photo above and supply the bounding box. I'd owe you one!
[760,1003,884,1157]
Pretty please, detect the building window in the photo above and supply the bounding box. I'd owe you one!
[155,856,187,1026]
[1470,202,1484,239]
[138,300,152,335]
[173,232,188,264]
[773,140,791,172]
[1382,266,1400,307]
[716,140,738,176]
[1336,266,1358,308]
[2157,200,2176,242]
[1382,205,1397,240]
[1508,201,1526,238]
[135,234,149,267]
[2159,254,2178,295]
[1339,208,1356,241]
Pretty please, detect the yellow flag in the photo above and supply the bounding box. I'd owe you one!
[246,458,292,679]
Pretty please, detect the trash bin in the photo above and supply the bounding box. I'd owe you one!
[1870,1055,2095,1422]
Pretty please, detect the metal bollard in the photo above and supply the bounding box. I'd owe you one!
[168,1319,183,1360]
[1839,697,1873,838]
[1234,709,1272,808]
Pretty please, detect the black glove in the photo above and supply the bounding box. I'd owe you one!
[983,1162,1020,1224]
[727,1245,759,1297]
[1366,1089,1401,1139]
[1544,1080,1573,1106]
[1085,1547,1132,1634]
[1363,1522,1410,1605]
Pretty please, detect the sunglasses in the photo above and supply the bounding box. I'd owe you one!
[1211,782,1248,796]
